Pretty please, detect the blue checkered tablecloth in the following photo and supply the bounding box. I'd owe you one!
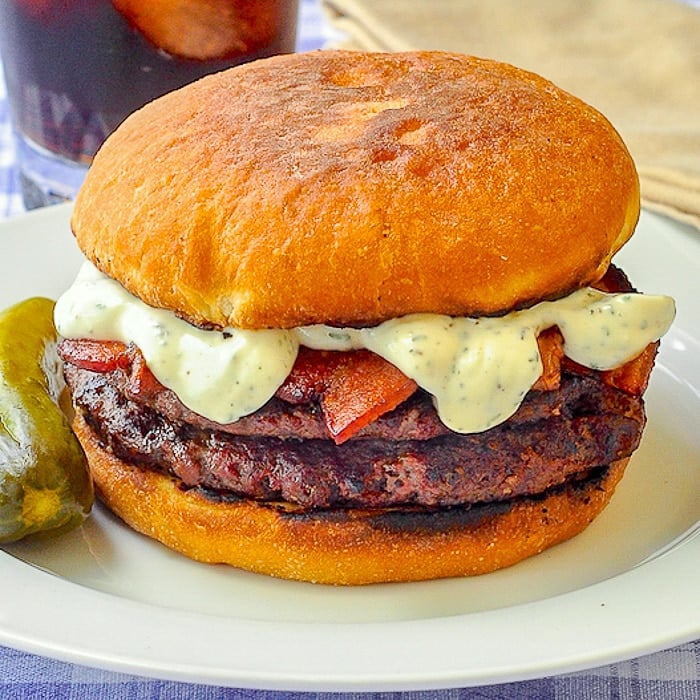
[0,1,698,698]
[0,70,21,219]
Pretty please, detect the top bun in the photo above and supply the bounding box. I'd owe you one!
[72,50,639,330]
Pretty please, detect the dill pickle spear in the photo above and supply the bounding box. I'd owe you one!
[0,297,92,543]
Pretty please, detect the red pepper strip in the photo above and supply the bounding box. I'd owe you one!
[57,338,131,373]
[277,347,418,444]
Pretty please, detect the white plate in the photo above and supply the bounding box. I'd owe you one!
[0,205,698,691]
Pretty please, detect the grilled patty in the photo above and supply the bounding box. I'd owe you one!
[64,360,645,510]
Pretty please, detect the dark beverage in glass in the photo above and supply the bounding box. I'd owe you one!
[0,0,299,208]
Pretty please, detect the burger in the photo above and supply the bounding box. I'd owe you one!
[53,50,675,585]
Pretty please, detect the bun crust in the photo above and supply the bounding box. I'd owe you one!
[72,50,639,329]
[73,413,628,585]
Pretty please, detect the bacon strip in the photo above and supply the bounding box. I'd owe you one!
[532,327,564,392]
[58,338,131,373]
[277,348,418,444]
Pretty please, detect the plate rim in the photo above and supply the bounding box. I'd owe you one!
[0,204,698,690]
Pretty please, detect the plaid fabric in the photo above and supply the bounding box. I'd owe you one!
[0,62,22,218]
[0,641,699,699]
[0,1,698,698]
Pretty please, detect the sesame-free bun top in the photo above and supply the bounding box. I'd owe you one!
[72,50,640,330]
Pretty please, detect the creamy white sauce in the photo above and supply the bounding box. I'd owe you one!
[54,261,675,433]
[54,263,298,423]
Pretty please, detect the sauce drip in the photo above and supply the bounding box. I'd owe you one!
[55,262,675,433]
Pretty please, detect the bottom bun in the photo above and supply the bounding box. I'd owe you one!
[73,413,628,585]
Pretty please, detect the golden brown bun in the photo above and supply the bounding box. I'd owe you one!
[72,50,639,330]
[73,413,628,585]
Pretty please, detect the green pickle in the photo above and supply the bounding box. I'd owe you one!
[0,297,93,543]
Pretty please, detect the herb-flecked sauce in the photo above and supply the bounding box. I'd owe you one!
[54,262,675,433]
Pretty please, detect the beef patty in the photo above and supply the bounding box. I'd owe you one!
[63,359,645,510]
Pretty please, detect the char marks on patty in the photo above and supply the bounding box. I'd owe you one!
[64,362,645,510]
